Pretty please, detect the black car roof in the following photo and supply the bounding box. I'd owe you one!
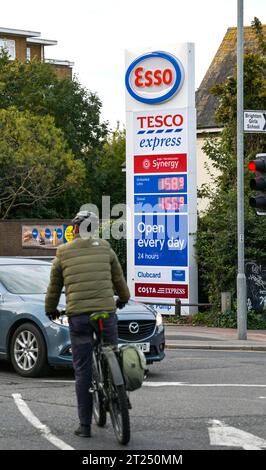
[0,257,52,265]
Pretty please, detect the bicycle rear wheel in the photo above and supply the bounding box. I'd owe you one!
[92,352,107,427]
[107,365,130,445]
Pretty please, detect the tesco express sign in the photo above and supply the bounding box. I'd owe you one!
[125,51,184,104]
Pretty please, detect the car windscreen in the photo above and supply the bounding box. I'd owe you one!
[0,264,51,294]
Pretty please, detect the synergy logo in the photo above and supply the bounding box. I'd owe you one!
[125,51,184,104]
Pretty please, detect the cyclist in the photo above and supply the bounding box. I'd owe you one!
[45,211,130,438]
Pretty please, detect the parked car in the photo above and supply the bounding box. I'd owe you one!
[0,258,165,377]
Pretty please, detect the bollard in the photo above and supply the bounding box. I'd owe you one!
[175,298,181,316]
[221,292,232,313]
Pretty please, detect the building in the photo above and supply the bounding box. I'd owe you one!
[0,27,74,79]
[196,24,266,212]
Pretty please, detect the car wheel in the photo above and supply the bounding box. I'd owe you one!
[10,323,49,377]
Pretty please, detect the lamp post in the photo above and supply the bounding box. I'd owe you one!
[237,0,247,340]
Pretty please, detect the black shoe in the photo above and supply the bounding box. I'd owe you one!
[74,425,91,438]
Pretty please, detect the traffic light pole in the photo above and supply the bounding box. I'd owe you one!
[237,0,247,340]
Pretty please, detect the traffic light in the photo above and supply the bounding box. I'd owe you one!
[248,153,266,215]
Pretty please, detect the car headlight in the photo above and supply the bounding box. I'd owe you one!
[52,315,69,327]
[156,312,163,327]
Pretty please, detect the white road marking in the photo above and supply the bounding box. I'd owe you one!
[41,380,75,383]
[12,393,74,450]
[259,396,266,399]
[208,419,266,450]
[143,381,266,387]
[41,379,266,388]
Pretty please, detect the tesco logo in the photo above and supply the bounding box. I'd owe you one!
[137,114,184,129]
[125,51,184,105]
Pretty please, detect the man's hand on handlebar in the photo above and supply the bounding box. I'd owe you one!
[116,298,128,310]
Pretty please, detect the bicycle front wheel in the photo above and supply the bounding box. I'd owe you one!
[107,368,130,445]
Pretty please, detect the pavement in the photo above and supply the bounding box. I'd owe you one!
[164,324,266,351]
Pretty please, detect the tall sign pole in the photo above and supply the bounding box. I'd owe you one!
[237,0,247,339]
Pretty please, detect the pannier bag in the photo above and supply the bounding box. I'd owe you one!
[119,344,147,391]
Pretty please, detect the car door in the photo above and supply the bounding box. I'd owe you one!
[0,282,16,355]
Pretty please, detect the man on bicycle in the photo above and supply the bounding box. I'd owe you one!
[45,210,130,438]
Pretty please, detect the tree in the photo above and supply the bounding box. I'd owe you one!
[196,18,266,308]
[0,107,85,219]
[0,53,108,158]
[91,128,126,210]
[0,52,109,216]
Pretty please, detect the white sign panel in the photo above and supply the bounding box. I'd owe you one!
[244,110,266,133]
[125,44,197,315]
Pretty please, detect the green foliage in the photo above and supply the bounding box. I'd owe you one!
[100,219,127,276]
[196,18,266,309]
[0,107,85,219]
[188,309,266,329]
[91,128,126,210]
[163,309,266,329]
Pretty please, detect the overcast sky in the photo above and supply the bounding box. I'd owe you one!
[1,0,266,128]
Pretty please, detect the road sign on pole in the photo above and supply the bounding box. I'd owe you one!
[244,110,266,133]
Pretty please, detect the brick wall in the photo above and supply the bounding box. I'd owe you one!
[52,65,72,79]
[0,220,71,257]
[29,44,42,60]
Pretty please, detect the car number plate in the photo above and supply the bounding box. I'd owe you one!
[118,342,150,352]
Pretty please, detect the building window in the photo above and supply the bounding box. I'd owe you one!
[26,47,31,61]
[0,38,16,60]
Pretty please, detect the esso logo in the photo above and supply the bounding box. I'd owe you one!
[125,51,184,105]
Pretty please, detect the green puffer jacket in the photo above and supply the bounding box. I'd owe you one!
[45,235,130,316]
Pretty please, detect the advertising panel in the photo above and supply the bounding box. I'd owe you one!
[126,44,197,314]
[22,224,73,249]
[22,225,64,249]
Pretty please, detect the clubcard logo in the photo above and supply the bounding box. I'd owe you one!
[125,51,184,104]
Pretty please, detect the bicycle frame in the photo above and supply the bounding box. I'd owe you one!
[91,316,130,445]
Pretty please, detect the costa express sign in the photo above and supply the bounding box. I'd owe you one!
[125,51,184,104]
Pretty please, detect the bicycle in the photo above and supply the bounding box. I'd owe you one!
[89,312,130,445]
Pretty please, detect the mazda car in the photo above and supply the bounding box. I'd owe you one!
[0,258,165,377]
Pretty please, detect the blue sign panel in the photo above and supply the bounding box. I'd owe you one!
[134,194,187,213]
[45,228,51,239]
[56,228,63,239]
[134,174,187,194]
[135,214,188,267]
[32,228,38,239]
[172,270,186,282]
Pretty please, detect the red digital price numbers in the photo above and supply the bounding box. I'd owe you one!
[158,176,185,191]
[158,196,185,211]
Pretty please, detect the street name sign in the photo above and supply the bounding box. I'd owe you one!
[244,110,266,133]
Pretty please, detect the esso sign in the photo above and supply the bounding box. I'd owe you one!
[125,51,184,104]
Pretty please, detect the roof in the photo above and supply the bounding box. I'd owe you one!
[0,27,40,38]
[26,38,58,46]
[196,25,266,130]
[0,257,51,265]
[45,58,74,67]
